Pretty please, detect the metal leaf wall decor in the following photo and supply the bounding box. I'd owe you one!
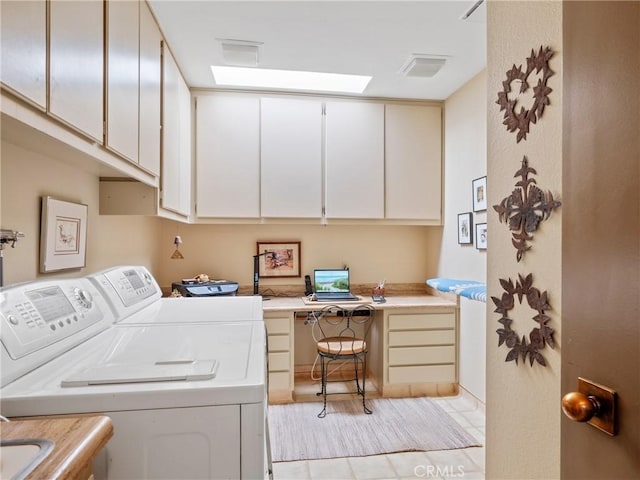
[493,156,561,262]
[496,45,554,142]
[492,273,555,367]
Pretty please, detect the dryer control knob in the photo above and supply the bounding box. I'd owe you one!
[74,288,93,309]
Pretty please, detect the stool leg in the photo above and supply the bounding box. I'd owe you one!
[362,354,372,414]
[317,355,328,418]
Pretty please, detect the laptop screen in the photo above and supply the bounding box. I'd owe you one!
[313,269,350,294]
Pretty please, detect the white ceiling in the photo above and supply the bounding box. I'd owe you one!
[148,1,487,101]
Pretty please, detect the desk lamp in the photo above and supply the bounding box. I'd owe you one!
[253,251,269,295]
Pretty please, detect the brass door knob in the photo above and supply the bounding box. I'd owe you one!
[562,391,601,422]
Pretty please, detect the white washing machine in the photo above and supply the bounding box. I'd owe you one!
[0,268,268,480]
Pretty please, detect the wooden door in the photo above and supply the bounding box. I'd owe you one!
[561,2,640,477]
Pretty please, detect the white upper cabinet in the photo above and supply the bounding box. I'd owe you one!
[161,44,191,217]
[325,101,384,219]
[49,0,104,142]
[178,72,192,216]
[385,104,442,221]
[106,0,139,163]
[196,94,260,218]
[0,0,46,109]
[260,97,323,218]
[138,1,162,176]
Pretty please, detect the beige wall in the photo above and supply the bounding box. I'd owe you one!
[487,1,563,479]
[442,69,487,402]
[155,220,442,292]
[0,140,162,285]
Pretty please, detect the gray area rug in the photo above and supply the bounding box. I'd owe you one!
[268,397,481,462]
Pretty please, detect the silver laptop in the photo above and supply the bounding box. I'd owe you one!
[313,269,359,301]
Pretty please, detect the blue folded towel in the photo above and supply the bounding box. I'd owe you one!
[426,278,487,303]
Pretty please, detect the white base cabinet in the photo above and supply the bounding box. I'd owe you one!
[265,312,295,403]
[382,308,457,397]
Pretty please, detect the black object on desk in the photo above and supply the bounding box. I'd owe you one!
[171,281,238,297]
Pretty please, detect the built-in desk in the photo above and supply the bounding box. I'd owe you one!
[262,295,459,403]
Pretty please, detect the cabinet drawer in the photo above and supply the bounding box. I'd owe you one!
[268,352,290,372]
[265,316,291,335]
[389,329,455,347]
[268,371,291,391]
[389,346,455,366]
[388,364,456,384]
[268,334,289,352]
[388,313,455,330]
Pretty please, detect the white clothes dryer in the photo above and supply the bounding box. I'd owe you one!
[0,270,268,480]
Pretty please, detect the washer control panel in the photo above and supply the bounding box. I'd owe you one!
[89,266,162,321]
[0,278,108,360]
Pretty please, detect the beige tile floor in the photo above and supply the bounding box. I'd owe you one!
[271,379,485,480]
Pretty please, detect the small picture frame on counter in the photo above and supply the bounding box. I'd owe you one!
[257,241,301,278]
[458,212,473,245]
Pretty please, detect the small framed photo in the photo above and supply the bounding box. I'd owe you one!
[475,223,487,250]
[257,241,301,278]
[40,196,88,272]
[458,212,473,245]
[472,176,487,212]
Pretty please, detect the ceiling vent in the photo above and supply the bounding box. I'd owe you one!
[399,54,448,78]
[218,39,262,67]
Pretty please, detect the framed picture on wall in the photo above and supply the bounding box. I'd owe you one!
[475,223,487,250]
[256,241,301,278]
[458,212,473,245]
[472,176,487,212]
[40,196,88,272]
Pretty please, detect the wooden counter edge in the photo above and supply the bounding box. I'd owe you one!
[2,415,113,480]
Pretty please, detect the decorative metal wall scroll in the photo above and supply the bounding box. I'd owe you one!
[492,274,555,367]
[493,156,561,262]
[496,46,554,143]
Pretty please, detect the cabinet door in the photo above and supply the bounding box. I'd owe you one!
[178,74,192,216]
[260,97,322,218]
[0,0,46,109]
[385,104,442,221]
[139,1,162,176]
[49,0,104,142]
[106,0,139,162]
[196,95,260,217]
[325,101,384,218]
[161,45,190,216]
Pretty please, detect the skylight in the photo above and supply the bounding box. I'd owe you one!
[210,66,372,94]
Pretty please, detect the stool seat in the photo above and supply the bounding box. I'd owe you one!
[317,337,366,355]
